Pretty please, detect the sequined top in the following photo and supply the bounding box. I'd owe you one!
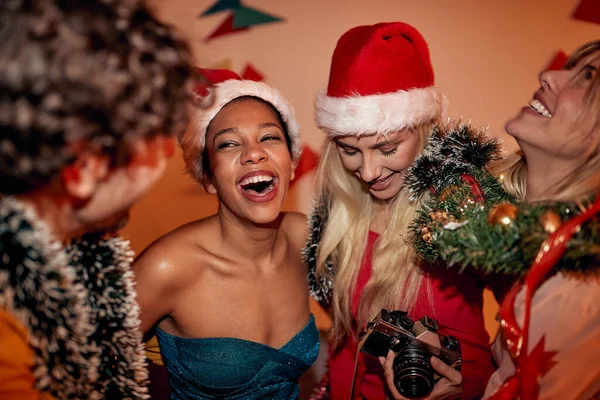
[156,314,319,399]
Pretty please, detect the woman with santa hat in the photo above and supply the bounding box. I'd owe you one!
[133,69,319,399]
[305,22,495,399]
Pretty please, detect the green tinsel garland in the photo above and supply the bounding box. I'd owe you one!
[406,123,600,277]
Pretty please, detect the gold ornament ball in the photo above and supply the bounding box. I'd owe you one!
[488,203,518,227]
[429,211,456,225]
[539,211,562,233]
[421,227,433,244]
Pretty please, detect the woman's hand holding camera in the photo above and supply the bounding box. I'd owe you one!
[379,350,463,400]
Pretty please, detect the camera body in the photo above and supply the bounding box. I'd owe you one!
[359,309,462,399]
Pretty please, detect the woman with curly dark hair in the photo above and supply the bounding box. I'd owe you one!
[0,0,195,398]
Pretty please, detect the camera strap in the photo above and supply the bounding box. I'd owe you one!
[349,329,372,400]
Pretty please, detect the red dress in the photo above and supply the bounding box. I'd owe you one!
[328,231,494,399]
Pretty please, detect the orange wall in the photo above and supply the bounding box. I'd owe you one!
[124,0,600,337]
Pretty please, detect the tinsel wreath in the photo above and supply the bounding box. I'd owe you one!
[406,123,600,277]
[303,193,336,308]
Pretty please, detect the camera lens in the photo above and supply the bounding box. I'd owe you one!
[392,349,434,399]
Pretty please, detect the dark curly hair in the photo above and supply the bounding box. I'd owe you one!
[0,0,196,195]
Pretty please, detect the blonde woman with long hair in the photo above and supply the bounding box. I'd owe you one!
[306,22,496,400]
[482,40,600,399]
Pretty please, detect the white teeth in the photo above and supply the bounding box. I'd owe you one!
[239,175,274,186]
[529,99,552,118]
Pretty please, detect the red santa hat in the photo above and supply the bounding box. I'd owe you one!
[182,68,301,181]
[315,22,446,138]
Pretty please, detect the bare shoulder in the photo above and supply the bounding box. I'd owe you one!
[132,216,221,331]
[133,216,219,291]
[281,211,308,249]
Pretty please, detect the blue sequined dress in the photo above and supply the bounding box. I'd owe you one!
[156,314,320,399]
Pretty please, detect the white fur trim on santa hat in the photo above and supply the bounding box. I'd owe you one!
[315,86,447,137]
[181,79,301,181]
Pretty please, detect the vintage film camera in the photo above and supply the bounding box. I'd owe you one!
[359,309,462,399]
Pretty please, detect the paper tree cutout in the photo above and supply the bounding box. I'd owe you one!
[200,0,284,42]
[205,13,248,42]
[241,63,264,81]
[232,6,282,29]
[200,0,241,17]
[291,145,320,187]
[572,0,600,25]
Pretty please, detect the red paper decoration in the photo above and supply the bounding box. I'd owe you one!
[546,50,568,71]
[241,64,264,81]
[572,0,600,25]
[291,146,320,187]
[205,14,248,42]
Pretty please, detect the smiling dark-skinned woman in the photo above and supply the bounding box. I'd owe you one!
[134,69,319,399]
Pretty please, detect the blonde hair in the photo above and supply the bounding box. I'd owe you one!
[315,124,433,343]
[491,40,600,202]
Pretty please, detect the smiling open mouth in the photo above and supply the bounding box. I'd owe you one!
[529,99,552,118]
[369,173,394,191]
[239,175,277,196]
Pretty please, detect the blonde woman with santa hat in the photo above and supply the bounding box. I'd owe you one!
[305,22,495,399]
[133,69,319,399]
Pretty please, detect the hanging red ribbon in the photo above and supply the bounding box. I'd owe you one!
[489,197,600,400]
